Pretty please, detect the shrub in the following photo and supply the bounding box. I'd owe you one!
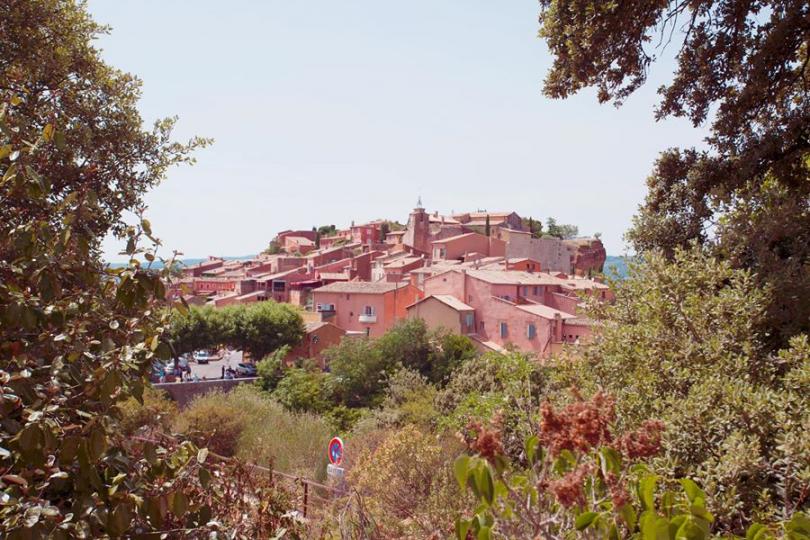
[173,390,247,457]
[325,337,391,408]
[436,351,547,459]
[117,386,178,436]
[371,368,438,429]
[174,386,331,478]
[272,365,333,414]
[549,249,810,531]
[256,345,290,392]
[350,425,468,538]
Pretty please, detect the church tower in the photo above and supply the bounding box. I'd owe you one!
[403,198,430,255]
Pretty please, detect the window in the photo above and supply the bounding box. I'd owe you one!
[499,322,508,338]
[346,294,350,300]
[272,281,285,292]
[464,313,474,329]
[533,286,540,296]
[527,323,536,339]
[364,305,375,316]
[522,286,528,296]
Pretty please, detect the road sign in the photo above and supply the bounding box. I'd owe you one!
[328,436,344,466]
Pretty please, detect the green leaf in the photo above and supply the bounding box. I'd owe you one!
[476,526,492,540]
[198,467,212,489]
[476,465,495,505]
[689,504,714,524]
[455,516,471,540]
[786,513,810,536]
[746,523,767,540]
[454,455,470,491]
[107,502,131,537]
[54,131,66,150]
[619,503,638,531]
[170,491,189,516]
[42,123,54,142]
[89,425,107,461]
[638,475,657,511]
[524,435,540,464]
[640,511,669,540]
[675,517,707,540]
[600,447,622,476]
[576,511,599,531]
[0,144,11,160]
[679,479,705,504]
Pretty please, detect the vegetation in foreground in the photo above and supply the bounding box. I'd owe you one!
[1,0,808,538]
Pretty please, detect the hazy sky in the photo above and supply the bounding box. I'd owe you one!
[89,1,707,261]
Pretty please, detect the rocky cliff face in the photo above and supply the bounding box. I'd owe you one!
[565,238,607,276]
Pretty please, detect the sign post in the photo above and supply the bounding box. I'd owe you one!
[326,437,346,490]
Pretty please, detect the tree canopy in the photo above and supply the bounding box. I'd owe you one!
[167,302,305,360]
[537,0,810,344]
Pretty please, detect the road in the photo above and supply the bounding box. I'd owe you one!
[188,349,244,380]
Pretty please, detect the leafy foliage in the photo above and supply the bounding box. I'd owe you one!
[174,386,331,478]
[167,302,305,359]
[545,217,579,239]
[272,364,334,414]
[454,392,808,540]
[537,0,810,343]
[350,425,468,538]
[550,248,810,531]
[117,386,178,436]
[255,345,290,392]
[437,351,547,460]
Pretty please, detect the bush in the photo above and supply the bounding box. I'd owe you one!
[436,351,547,459]
[174,386,331,478]
[173,390,248,456]
[349,425,468,538]
[371,368,438,429]
[256,345,290,392]
[272,365,333,414]
[117,386,178,436]
[549,248,810,532]
[325,337,391,408]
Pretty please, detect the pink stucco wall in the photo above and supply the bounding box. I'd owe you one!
[423,270,576,357]
[312,284,421,338]
[406,297,471,334]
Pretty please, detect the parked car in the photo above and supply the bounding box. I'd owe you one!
[193,351,212,364]
[235,363,257,377]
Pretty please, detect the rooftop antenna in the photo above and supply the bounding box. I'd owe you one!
[416,195,423,209]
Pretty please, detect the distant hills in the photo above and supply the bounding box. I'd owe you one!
[108,254,632,279]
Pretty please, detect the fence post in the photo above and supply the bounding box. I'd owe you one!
[303,481,309,518]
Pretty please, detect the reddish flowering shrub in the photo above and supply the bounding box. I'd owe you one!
[604,472,630,508]
[616,419,666,459]
[463,414,505,465]
[549,464,592,508]
[539,390,615,456]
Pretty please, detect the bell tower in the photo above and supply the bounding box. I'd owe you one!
[403,198,430,255]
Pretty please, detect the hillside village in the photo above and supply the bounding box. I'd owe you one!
[169,204,610,359]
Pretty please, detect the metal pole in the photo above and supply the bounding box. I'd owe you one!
[303,481,309,518]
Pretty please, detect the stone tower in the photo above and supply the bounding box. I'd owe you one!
[403,205,430,255]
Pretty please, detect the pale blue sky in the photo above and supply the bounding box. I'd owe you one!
[90,1,707,261]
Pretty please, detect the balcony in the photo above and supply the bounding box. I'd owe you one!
[358,313,377,323]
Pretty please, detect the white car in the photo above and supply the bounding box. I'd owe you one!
[193,351,211,364]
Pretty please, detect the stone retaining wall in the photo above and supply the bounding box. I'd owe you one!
[153,377,258,407]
